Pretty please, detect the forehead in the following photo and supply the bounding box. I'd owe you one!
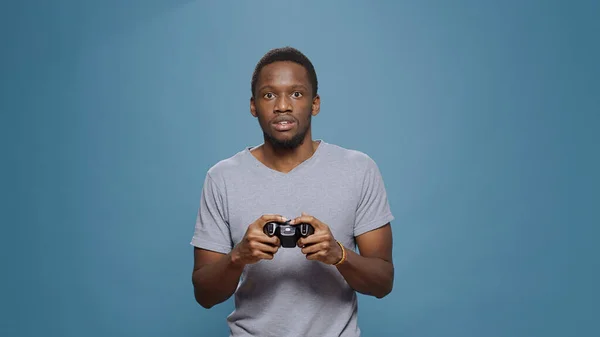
[257,61,310,89]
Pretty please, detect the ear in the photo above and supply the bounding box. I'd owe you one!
[311,94,321,117]
[250,96,257,117]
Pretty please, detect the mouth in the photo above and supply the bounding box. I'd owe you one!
[272,116,296,132]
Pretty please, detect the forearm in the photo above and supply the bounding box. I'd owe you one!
[336,247,394,298]
[192,252,245,308]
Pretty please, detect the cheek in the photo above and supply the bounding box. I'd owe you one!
[294,101,313,115]
[254,105,271,121]
[256,113,274,130]
[301,105,315,121]
[256,114,270,127]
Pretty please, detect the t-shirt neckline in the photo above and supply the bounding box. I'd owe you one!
[244,139,326,177]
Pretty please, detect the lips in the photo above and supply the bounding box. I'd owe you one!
[272,115,296,132]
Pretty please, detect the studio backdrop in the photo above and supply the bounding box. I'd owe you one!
[2,1,598,336]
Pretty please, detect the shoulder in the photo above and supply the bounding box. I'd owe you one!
[205,148,250,185]
[322,141,379,172]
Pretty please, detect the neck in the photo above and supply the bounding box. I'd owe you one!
[253,133,320,173]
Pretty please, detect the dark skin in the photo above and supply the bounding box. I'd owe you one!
[192,61,394,309]
[249,61,321,173]
[291,213,394,299]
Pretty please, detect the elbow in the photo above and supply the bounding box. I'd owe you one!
[374,284,393,299]
[194,290,216,309]
[192,280,216,309]
[197,299,214,309]
[360,278,393,299]
[375,284,393,299]
[193,283,230,309]
[375,272,394,299]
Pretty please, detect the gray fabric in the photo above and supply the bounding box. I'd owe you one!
[191,140,394,337]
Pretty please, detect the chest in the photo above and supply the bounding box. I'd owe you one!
[225,173,361,248]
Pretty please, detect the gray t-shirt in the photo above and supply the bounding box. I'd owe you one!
[191,140,394,337]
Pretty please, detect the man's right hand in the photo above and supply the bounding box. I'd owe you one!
[230,214,285,267]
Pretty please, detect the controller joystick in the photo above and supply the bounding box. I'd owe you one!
[263,220,314,248]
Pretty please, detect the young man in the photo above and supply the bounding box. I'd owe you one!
[191,47,394,337]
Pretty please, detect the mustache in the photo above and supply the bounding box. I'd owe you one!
[271,115,297,124]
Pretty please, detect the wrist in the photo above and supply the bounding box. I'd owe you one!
[228,246,246,269]
[333,241,347,266]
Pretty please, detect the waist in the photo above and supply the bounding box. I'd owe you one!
[227,292,359,337]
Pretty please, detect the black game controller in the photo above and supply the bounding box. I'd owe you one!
[263,220,314,248]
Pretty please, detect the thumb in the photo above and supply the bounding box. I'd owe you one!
[298,212,323,230]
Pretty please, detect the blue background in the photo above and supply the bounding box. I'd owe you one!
[2,1,598,336]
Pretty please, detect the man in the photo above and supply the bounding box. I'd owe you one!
[191,46,394,337]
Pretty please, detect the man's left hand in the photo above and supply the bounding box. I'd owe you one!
[290,212,344,265]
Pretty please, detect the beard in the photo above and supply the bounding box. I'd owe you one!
[262,115,311,150]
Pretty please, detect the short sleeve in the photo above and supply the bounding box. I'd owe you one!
[354,157,394,237]
[190,173,232,254]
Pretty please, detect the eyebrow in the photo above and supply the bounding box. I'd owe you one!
[258,84,309,93]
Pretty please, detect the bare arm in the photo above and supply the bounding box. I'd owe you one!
[293,213,394,299]
[192,248,244,309]
[335,223,394,298]
[192,214,284,308]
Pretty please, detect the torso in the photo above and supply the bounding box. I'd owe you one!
[201,140,386,337]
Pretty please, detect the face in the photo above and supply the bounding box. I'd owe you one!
[250,61,320,149]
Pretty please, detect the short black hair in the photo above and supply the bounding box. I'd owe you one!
[251,46,318,98]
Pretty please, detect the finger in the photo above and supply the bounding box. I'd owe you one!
[269,235,281,247]
[289,213,312,224]
[252,251,275,260]
[305,251,325,261]
[250,241,279,254]
[297,234,329,247]
[290,213,323,229]
[260,214,288,224]
[251,231,281,246]
[301,241,328,255]
[289,212,310,225]
[254,214,288,227]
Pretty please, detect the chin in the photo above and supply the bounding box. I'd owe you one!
[264,131,305,149]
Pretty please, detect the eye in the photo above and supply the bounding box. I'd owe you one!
[292,91,302,98]
[264,92,275,99]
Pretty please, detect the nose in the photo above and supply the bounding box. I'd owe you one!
[274,95,292,113]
